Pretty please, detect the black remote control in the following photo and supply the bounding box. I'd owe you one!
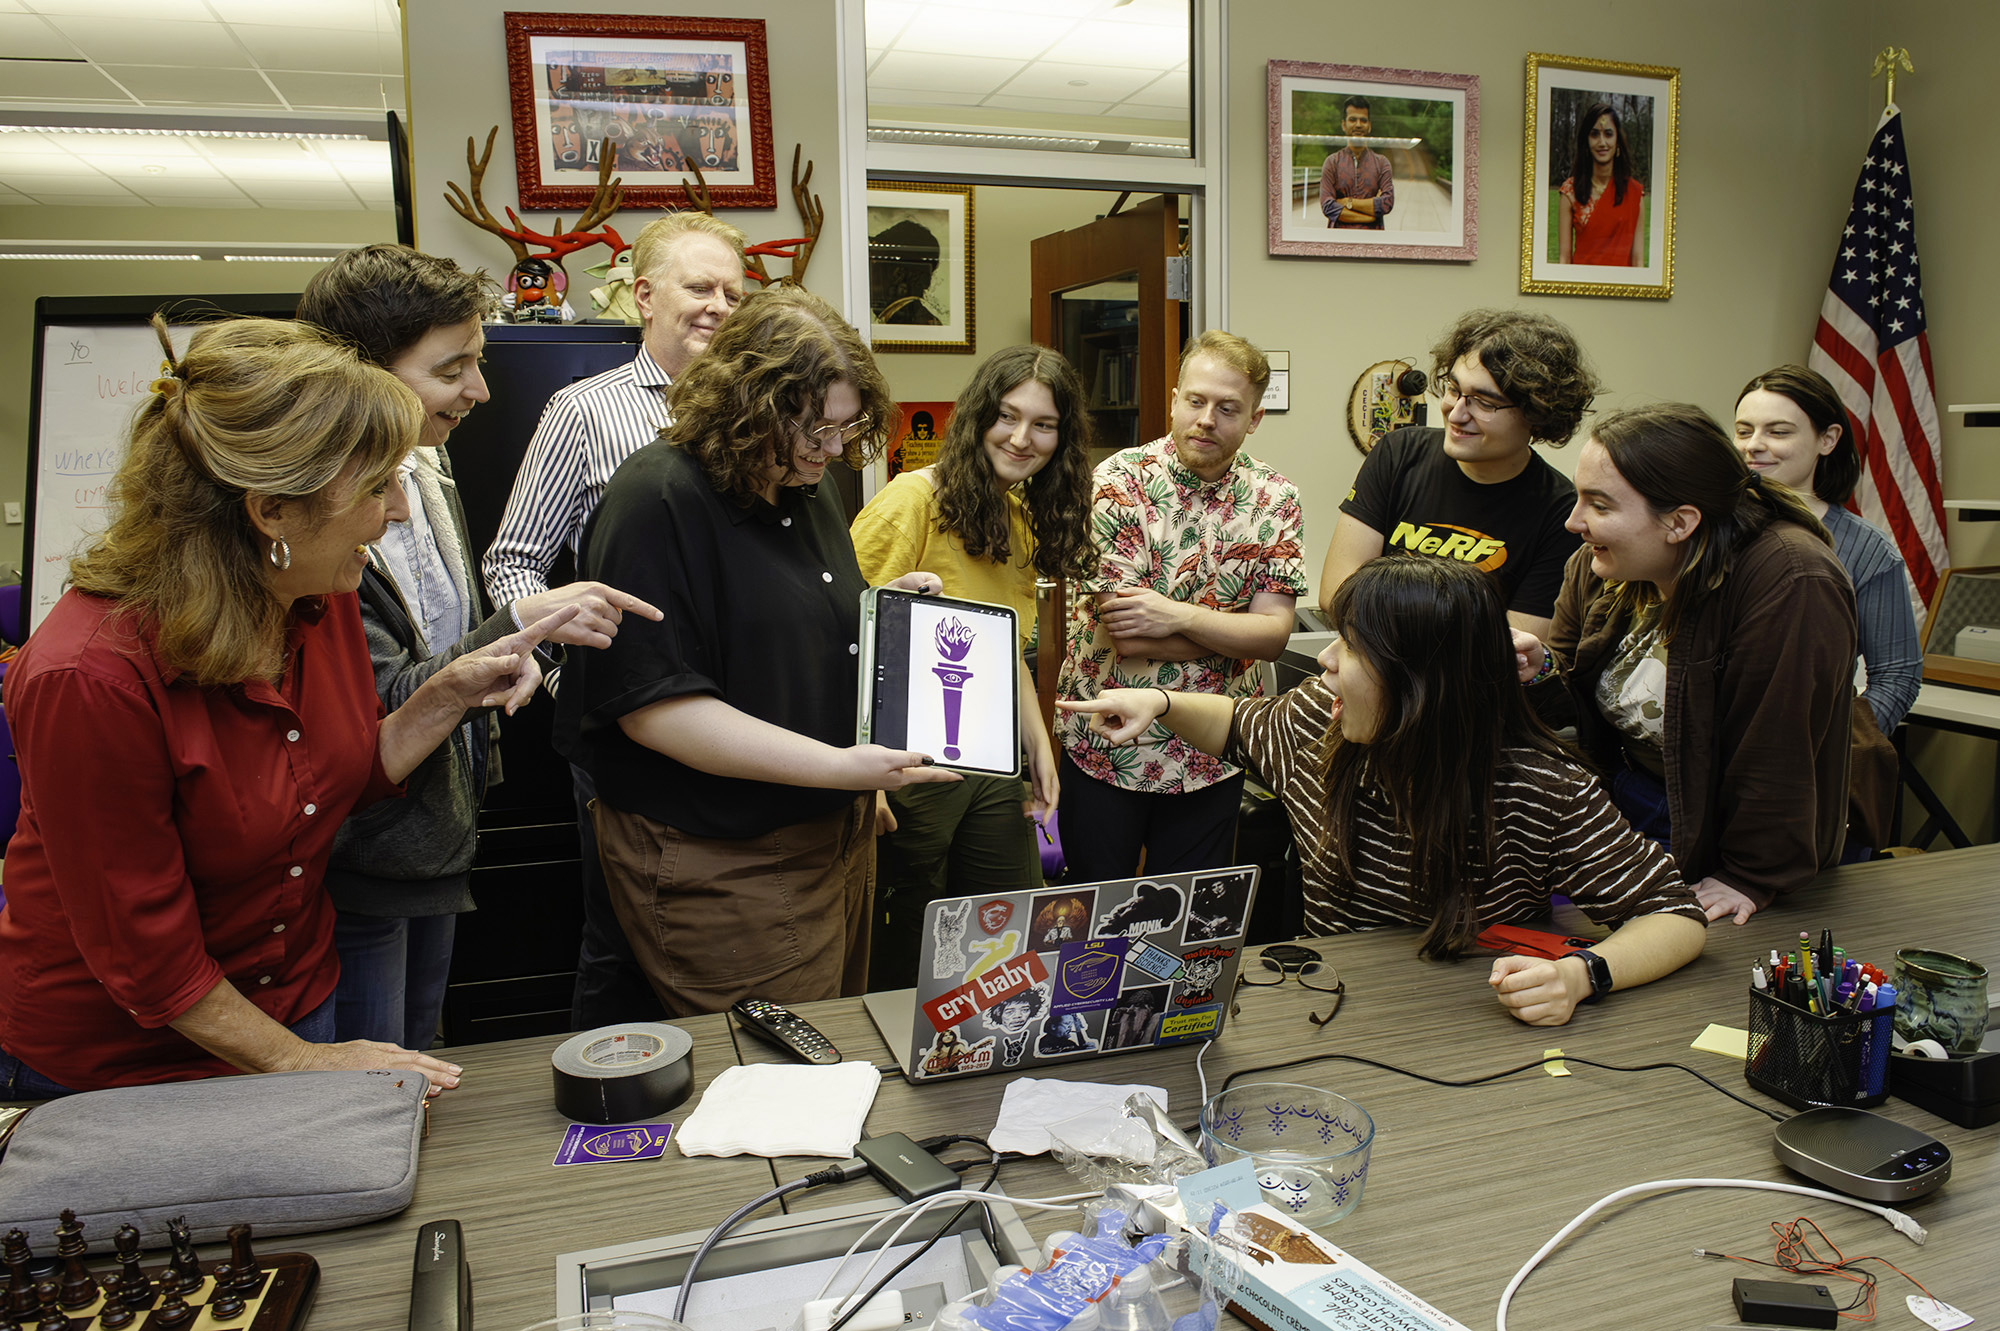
[731,998,840,1065]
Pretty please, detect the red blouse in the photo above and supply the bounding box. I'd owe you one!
[0,590,398,1090]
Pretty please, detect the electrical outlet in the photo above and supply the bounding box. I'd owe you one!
[3,503,19,525]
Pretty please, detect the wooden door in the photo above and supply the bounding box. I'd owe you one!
[1027,194,1185,740]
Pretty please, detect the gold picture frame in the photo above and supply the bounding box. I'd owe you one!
[1520,53,1678,299]
[866,182,975,354]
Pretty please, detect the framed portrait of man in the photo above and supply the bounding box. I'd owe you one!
[867,183,975,354]
[1520,53,1680,298]
[1267,61,1480,261]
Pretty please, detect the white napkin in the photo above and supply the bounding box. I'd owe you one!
[987,1078,1170,1155]
[674,1061,881,1158]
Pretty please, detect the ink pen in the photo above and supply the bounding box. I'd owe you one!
[1820,927,1835,976]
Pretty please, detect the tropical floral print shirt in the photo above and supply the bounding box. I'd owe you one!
[1057,436,1306,793]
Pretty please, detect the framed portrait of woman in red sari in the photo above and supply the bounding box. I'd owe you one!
[1520,54,1679,299]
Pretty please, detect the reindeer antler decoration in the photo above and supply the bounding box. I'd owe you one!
[444,126,625,322]
[678,143,822,288]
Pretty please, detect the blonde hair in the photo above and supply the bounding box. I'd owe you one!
[632,211,748,281]
[1179,329,1270,401]
[68,315,420,684]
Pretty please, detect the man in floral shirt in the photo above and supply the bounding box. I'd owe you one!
[1055,331,1305,882]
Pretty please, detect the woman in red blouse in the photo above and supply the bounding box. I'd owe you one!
[0,317,562,1097]
[1557,101,1645,267]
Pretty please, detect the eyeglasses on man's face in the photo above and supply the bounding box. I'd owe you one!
[805,415,872,447]
[1431,377,1517,421]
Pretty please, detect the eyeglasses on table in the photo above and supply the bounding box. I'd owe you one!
[1234,952,1345,1026]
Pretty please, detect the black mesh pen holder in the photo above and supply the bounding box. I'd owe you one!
[1745,987,1889,1110]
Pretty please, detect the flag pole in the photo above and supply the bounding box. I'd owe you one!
[1871,46,1914,109]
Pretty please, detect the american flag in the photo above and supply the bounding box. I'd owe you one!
[1807,107,1945,606]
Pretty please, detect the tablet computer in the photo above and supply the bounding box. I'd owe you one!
[857,587,1020,777]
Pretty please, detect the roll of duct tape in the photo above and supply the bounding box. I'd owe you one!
[551,1023,695,1124]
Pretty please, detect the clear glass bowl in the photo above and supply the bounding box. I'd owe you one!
[1198,1081,1375,1225]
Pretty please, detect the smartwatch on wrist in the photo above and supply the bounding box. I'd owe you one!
[1566,948,1613,1004]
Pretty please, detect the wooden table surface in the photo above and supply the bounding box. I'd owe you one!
[13,850,1997,1330]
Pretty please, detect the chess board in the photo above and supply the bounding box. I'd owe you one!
[9,1249,317,1330]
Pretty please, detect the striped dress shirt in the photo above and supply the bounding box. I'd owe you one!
[1228,677,1703,938]
[483,345,673,610]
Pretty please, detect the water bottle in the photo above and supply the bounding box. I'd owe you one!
[1093,1265,1171,1331]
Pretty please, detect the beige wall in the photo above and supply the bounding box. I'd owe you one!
[1221,3,1878,601]
[871,184,1123,406]
[404,0,843,312]
[0,205,396,575]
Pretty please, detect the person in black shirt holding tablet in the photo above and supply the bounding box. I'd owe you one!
[1318,310,1597,639]
[557,286,958,1017]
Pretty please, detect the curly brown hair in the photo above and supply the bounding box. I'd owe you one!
[69,315,418,684]
[666,285,894,506]
[931,345,1096,581]
[1431,309,1597,445]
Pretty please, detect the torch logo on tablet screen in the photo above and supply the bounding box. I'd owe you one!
[932,617,977,762]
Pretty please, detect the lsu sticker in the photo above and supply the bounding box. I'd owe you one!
[916,1028,996,1079]
[1157,1005,1222,1043]
[1052,938,1124,1015]
[922,950,1051,1032]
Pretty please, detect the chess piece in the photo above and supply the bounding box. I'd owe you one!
[53,1210,97,1310]
[165,1216,203,1295]
[149,1285,197,1329]
[207,1284,248,1322]
[31,1281,63,1331]
[97,1299,135,1329]
[223,1225,262,1295]
[113,1224,152,1311]
[2,1231,33,1323]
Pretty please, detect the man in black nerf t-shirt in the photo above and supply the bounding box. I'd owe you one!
[1317,310,1598,638]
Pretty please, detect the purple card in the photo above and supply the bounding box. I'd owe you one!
[551,1122,674,1167]
[1051,938,1125,1016]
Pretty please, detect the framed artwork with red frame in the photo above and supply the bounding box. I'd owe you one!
[504,11,776,210]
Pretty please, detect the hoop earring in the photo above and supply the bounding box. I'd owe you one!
[269,537,292,571]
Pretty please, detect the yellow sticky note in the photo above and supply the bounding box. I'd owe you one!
[1543,1047,1569,1076]
[1693,1024,1750,1060]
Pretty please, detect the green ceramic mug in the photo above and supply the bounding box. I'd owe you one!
[1891,949,1990,1055]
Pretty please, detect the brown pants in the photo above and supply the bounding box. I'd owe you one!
[591,795,874,1018]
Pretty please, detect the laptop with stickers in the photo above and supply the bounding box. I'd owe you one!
[863,866,1260,1083]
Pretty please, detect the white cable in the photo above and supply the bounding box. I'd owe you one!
[1494,1177,1927,1331]
[1197,1039,1212,1108]
[816,1188,1103,1307]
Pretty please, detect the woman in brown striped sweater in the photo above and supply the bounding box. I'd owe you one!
[1059,554,1705,1026]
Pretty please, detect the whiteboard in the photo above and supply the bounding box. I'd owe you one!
[25,296,299,633]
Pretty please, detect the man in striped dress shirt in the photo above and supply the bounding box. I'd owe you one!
[484,210,748,1030]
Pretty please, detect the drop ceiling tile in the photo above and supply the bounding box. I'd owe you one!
[1041,20,1189,68]
[1,169,130,195]
[314,139,389,166]
[46,16,252,67]
[22,0,216,18]
[13,191,151,205]
[994,60,1155,102]
[868,49,1020,96]
[124,175,248,197]
[264,192,365,211]
[0,134,73,157]
[865,1,918,47]
[868,89,998,110]
[923,0,1090,16]
[1105,0,1188,24]
[203,154,345,182]
[977,94,1114,116]
[154,194,260,208]
[207,0,398,32]
[231,24,398,75]
[890,7,1073,61]
[59,135,205,159]
[0,60,130,98]
[263,70,399,110]
[0,11,82,58]
[99,66,279,104]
